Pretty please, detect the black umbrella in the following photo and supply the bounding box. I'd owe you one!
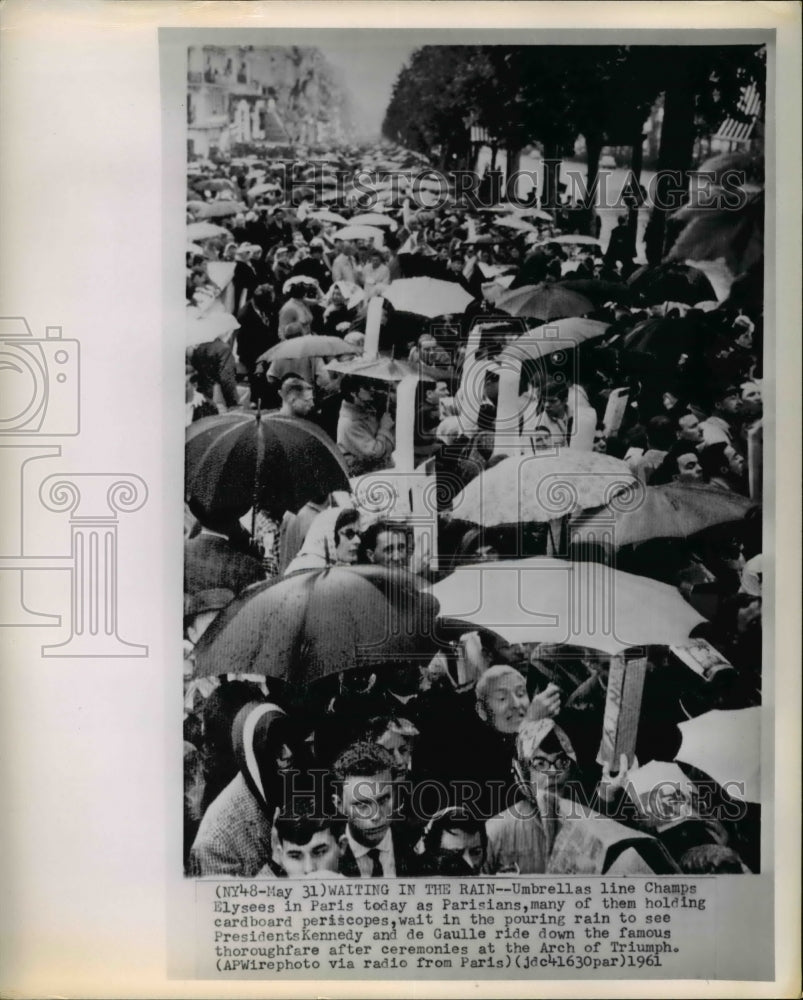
[193,566,441,686]
[618,316,711,366]
[185,412,349,522]
[627,262,716,306]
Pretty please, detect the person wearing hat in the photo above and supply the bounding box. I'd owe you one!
[184,504,266,600]
[699,383,743,450]
[336,375,395,476]
[270,245,294,294]
[277,374,315,419]
[291,237,332,292]
[277,280,316,339]
[265,206,292,249]
[485,719,630,874]
[188,702,299,876]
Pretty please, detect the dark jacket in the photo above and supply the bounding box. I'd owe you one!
[338,823,421,877]
[184,533,266,598]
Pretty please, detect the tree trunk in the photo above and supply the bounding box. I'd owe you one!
[506,146,522,201]
[582,132,603,235]
[541,142,562,213]
[645,76,697,265]
[627,131,644,260]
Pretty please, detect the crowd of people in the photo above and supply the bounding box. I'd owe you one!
[184,141,763,880]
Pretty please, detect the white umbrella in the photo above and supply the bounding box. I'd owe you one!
[349,213,398,231]
[451,450,636,525]
[332,225,385,245]
[494,215,539,233]
[309,209,348,225]
[676,708,761,803]
[186,308,240,347]
[383,277,474,318]
[430,558,706,655]
[546,234,602,247]
[187,221,232,241]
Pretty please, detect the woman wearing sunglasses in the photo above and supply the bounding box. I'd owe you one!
[283,507,362,575]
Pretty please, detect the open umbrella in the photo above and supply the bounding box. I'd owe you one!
[494,215,539,233]
[382,277,475,318]
[571,484,756,548]
[193,566,441,685]
[451,451,638,526]
[496,282,595,321]
[676,707,760,803]
[192,200,246,220]
[260,336,359,364]
[500,318,610,362]
[430,558,705,655]
[325,355,448,383]
[186,309,240,347]
[309,209,348,225]
[332,225,385,244]
[247,181,283,197]
[627,262,717,306]
[618,316,709,366]
[348,213,398,230]
[193,177,236,194]
[187,221,232,241]
[545,234,602,248]
[558,279,633,306]
[185,412,350,521]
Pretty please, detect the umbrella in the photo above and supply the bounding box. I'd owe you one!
[185,412,350,520]
[260,336,359,364]
[501,318,610,362]
[491,204,553,221]
[627,262,717,306]
[451,451,638,526]
[571,484,756,548]
[309,209,348,225]
[496,282,594,321]
[325,355,448,383]
[430,558,705,654]
[186,242,206,256]
[186,309,240,347]
[676,708,760,803]
[494,216,538,233]
[332,225,385,244]
[545,234,602,247]
[618,316,710,365]
[248,181,283,197]
[382,277,474,318]
[192,177,236,194]
[187,221,232,241]
[192,200,245,220]
[558,279,633,306]
[193,566,441,685]
[324,280,365,309]
[349,213,398,230]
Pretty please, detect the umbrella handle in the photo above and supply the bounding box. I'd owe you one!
[252,407,263,538]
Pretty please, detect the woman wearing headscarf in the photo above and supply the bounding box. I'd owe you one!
[283,507,362,575]
[485,719,628,874]
[187,702,297,877]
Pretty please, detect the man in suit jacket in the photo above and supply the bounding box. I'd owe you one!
[184,517,266,598]
[332,741,419,877]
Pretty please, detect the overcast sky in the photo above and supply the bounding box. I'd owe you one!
[319,39,417,137]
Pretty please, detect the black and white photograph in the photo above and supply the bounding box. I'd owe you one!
[181,36,767,883]
[1,3,799,997]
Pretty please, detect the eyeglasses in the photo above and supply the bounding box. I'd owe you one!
[339,528,361,541]
[529,753,571,772]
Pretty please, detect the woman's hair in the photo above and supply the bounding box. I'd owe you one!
[334,507,359,537]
